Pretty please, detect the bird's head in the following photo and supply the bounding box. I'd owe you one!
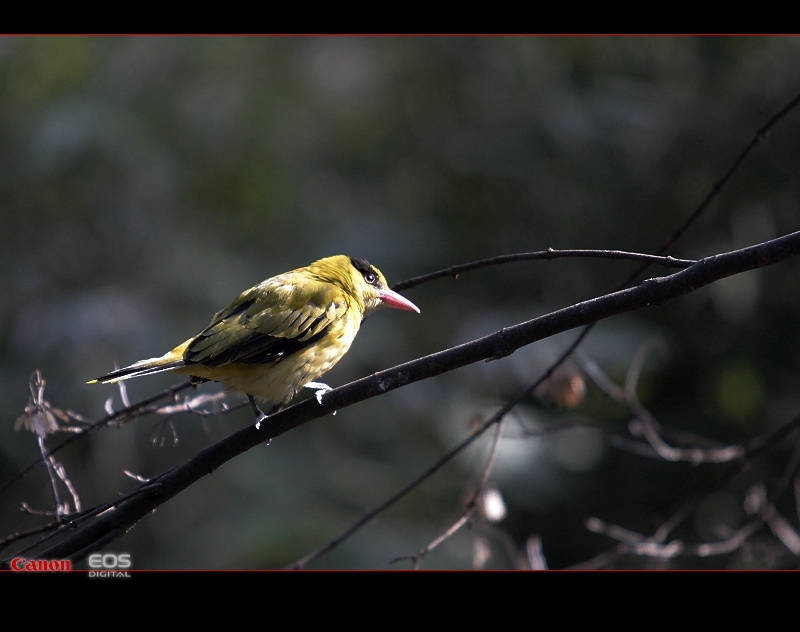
[307,255,420,317]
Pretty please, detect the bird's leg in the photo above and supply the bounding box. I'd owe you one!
[248,395,278,430]
[305,381,332,405]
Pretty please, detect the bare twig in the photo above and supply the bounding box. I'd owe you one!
[394,250,694,291]
[391,419,506,569]
[576,410,800,568]
[579,348,745,464]
[0,380,197,498]
[14,372,86,518]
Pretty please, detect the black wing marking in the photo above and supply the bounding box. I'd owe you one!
[187,324,330,368]
[184,298,334,369]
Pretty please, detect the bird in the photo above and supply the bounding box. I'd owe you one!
[89,255,420,427]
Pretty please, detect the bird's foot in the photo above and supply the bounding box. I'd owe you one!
[305,382,337,415]
[305,381,332,405]
[248,395,276,431]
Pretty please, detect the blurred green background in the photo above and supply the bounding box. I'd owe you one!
[2,36,800,569]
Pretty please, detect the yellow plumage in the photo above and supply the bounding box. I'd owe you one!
[89,255,419,424]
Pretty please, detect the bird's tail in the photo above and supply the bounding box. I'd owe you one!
[88,340,192,384]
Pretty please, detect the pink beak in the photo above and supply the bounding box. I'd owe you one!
[379,288,420,313]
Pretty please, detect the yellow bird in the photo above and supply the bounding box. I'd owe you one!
[89,255,419,426]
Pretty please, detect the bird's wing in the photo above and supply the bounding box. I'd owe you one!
[184,279,350,369]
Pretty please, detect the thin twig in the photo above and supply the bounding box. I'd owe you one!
[0,381,196,497]
[394,250,694,291]
[575,411,800,568]
[391,419,506,568]
[579,348,745,464]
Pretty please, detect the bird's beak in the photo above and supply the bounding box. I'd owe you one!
[379,288,420,313]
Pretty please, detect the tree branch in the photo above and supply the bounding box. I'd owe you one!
[2,229,795,567]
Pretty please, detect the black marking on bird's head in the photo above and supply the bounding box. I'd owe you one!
[349,256,381,287]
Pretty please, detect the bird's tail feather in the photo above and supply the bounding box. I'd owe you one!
[88,359,185,384]
[88,342,191,384]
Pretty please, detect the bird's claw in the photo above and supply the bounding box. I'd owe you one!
[305,381,332,405]
[254,412,268,430]
[305,382,337,414]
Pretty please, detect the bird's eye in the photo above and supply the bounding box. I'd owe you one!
[363,272,377,285]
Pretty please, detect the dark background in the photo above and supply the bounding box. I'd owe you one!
[2,36,800,569]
